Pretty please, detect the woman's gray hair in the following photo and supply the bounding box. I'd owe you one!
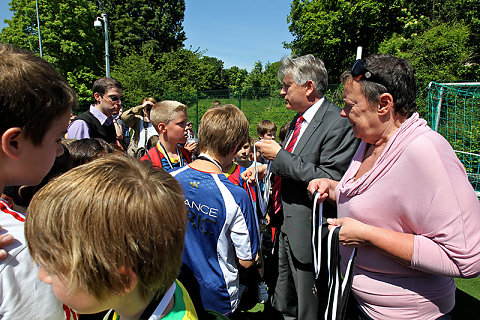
[278,54,328,97]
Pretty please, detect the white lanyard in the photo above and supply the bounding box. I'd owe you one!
[143,282,176,319]
[253,141,271,218]
[312,192,323,279]
[157,142,183,170]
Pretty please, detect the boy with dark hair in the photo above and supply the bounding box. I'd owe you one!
[68,77,124,143]
[233,136,253,168]
[257,120,277,141]
[140,100,191,172]
[26,155,197,319]
[0,42,77,318]
[171,104,259,316]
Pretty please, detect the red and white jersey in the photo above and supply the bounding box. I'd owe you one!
[0,198,77,319]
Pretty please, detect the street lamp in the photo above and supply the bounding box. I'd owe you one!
[35,0,43,57]
[94,12,110,77]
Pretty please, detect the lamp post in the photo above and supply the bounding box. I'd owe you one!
[35,0,43,57]
[94,10,110,77]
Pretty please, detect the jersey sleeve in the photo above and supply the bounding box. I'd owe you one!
[229,190,259,261]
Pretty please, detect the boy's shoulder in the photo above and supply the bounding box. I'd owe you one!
[0,199,67,319]
[0,199,26,256]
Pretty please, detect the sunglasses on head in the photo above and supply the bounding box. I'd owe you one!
[351,59,388,89]
[100,93,125,103]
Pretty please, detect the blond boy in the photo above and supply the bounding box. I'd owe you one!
[140,100,191,172]
[26,155,197,319]
[171,105,259,316]
[0,43,77,318]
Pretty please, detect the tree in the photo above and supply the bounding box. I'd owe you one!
[286,0,407,82]
[262,61,282,88]
[286,0,480,83]
[246,61,264,88]
[0,0,103,107]
[379,23,479,84]
[224,66,248,89]
[102,0,186,64]
[200,56,227,89]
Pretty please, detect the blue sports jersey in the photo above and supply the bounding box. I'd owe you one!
[171,166,259,315]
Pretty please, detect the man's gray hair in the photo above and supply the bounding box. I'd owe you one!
[278,54,328,97]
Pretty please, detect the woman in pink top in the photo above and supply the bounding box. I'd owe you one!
[308,54,480,320]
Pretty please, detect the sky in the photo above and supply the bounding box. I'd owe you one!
[0,0,294,72]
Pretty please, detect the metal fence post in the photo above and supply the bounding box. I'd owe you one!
[238,88,242,109]
[196,91,199,131]
[434,86,443,132]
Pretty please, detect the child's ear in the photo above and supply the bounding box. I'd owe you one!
[157,123,167,134]
[118,266,138,294]
[1,128,23,160]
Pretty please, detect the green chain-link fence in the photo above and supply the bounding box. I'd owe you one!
[426,82,480,195]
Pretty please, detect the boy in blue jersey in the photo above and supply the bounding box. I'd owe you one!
[0,43,78,319]
[25,155,198,319]
[140,100,191,172]
[171,104,260,317]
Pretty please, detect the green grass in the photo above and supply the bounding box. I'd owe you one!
[456,277,480,300]
[454,277,480,318]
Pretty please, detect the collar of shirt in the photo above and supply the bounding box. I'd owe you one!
[89,105,113,126]
[284,97,325,151]
[301,96,325,125]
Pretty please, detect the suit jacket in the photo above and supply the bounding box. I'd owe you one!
[271,98,359,265]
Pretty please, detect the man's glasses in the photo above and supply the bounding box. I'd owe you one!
[100,93,125,103]
[351,59,387,89]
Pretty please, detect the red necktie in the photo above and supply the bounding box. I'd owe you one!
[272,115,304,215]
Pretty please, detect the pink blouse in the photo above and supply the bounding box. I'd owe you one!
[335,114,480,319]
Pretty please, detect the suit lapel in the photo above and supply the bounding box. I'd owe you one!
[293,99,330,154]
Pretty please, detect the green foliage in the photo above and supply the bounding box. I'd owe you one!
[103,0,186,64]
[379,23,479,84]
[0,0,104,106]
[286,0,480,83]
[286,0,407,81]
[224,66,248,90]
[1,0,188,106]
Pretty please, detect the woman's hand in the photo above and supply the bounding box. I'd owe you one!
[328,217,414,265]
[307,178,338,204]
[327,217,371,247]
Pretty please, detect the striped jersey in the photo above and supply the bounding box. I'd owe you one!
[171,166,259,315]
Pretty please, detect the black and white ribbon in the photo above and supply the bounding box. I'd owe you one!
[312,192,357,320]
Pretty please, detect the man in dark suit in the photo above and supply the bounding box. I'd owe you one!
[251,55,359,319]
